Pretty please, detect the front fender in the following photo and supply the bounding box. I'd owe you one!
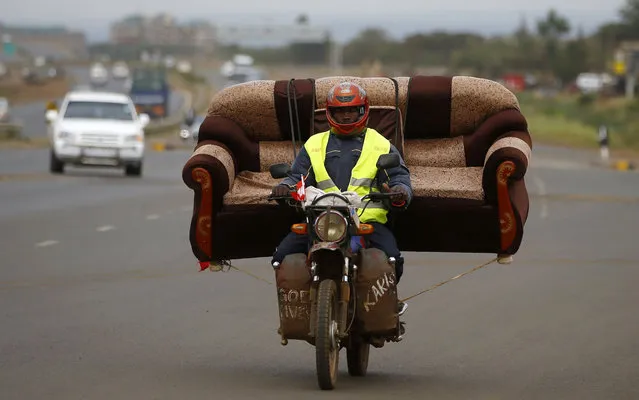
[309,242,345,279]
[309,241,342,254]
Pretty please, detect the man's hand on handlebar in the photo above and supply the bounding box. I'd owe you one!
[382,183,409,204]
[270,184,291,198]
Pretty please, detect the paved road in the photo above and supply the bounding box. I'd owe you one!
[0,145,638,399]
[9,66,184,139]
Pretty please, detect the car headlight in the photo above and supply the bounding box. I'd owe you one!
[314,210,348,242]
[56,131,73,140]
[125,134,143,142]
[179,129,191,139]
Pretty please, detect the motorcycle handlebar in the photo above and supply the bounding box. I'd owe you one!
[267,191,404,206]
[363,192,398,201]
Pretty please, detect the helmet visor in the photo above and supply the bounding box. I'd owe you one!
[329,106,365,125]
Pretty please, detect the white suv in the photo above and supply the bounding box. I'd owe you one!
[46,91,150,176]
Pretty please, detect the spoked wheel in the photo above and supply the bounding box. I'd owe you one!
[315,279,339,390]
[347,338,370,377]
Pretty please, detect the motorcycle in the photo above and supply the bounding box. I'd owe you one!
[268,153,407,390]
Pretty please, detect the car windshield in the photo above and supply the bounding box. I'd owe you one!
[63,101,134,121]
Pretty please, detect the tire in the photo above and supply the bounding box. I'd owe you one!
[315,279,339,390]
[347,339,370,377]
[49,150,64,174]
[125,162,143,177]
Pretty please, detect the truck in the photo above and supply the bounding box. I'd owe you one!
[128,67,170,119]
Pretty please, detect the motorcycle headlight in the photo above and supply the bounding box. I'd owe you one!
[314,210,347,242]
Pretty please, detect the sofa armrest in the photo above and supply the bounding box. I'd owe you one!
[484,136,531,179]
[182,141,237,261]
[482,135,532,199]
[480,135,532,255]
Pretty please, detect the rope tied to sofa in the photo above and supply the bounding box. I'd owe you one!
[399,256,499,302]
[203,255,508,301]
[203,259,274,285]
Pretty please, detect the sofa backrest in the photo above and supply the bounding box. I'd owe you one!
[199,75,528,173]
[402,75,528,168]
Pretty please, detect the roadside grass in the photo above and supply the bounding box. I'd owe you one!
[518,91,639,153]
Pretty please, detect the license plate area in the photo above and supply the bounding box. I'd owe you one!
[83,147,119,158]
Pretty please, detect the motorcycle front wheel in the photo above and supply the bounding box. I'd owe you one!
[315,279,339,390]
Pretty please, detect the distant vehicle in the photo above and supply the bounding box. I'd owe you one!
[224,67,266,88]
[45,90,149,176]
[179,115,205,142]
[21,57,64,85]
[129,67,171,119]
[220,54,264,87]
[111,61,130,79]
[176,60,192,74]
[575,73,614,94]
[232,54,254,66]
[0,97,10,123]
[164,56,176,69]
[501,73,526,92]
[90,63,109,86]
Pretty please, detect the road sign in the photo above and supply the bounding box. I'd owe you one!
[614,60,626,75]
[2,34,15,56]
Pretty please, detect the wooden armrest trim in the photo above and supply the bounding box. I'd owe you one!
[497,161,517,251]
[192,167,213,259]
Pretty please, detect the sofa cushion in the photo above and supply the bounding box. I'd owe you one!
[403,138,466,168]
[222,166,484,207]
[410,166,484,201]
[223,171,280,206]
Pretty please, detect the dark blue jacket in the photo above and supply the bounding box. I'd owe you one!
[280,129,413,204]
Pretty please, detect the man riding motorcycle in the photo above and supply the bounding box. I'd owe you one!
[270,82,412,314]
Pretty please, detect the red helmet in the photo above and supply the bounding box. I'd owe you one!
[326,82,369,136]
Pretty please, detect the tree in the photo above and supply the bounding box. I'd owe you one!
[620,0,639,27]
[342,28,395,65]
[555,27,589,83]
[536,9,571,73]
[536,9,571,40]
[295,14,309,25]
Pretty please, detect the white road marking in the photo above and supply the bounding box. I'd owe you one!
[146,214,160,220]
[35,240,59,247]
[532,175,549,219]
[96,225,115,232]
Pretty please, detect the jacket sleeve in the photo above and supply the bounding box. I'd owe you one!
[279,146,316,188]
[376,144,413,204]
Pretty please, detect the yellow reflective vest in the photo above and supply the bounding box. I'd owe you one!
[304,128,391,224]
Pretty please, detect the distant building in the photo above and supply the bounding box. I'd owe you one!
[215,23,330,48]
[109,14,216,53]
[0,23,87,61]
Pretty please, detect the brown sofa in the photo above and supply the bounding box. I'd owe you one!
[182,75,532,264]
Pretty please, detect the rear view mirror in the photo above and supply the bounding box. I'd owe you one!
[269,163,291,179]
[376,153,400,170]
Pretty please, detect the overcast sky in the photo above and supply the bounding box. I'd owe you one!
[1,0,628,42]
